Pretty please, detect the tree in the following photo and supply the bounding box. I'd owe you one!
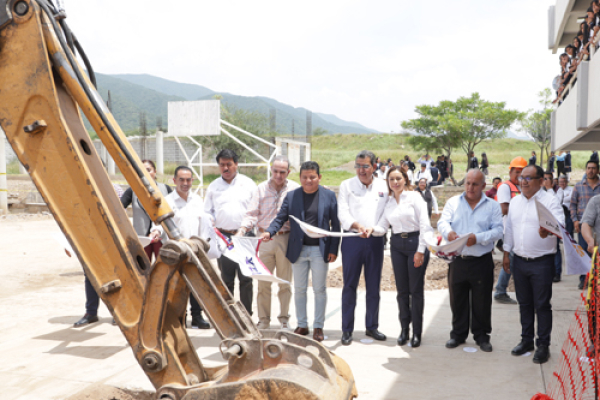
[402,93,523,164]
[450,93,523,161]
[521,89,553,167]
[312,127,329,136]
[401,102,462,159]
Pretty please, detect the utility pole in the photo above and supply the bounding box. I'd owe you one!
[140,112,147,159]
[156,117,164,174]
[306,110,312,143]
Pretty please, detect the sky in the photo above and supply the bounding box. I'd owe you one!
[64,0,559,133]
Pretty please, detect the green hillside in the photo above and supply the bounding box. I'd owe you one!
[109,73,378,135]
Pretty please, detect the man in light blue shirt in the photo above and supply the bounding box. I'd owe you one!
[438,170,503,352]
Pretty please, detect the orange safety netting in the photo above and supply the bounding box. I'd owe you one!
[532,248,599,400]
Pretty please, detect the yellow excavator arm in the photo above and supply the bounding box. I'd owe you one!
[0,1,357,398]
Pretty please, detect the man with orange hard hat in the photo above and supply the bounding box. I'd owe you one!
[493,156,528,304]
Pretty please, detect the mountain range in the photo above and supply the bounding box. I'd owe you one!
[90,73,378,135]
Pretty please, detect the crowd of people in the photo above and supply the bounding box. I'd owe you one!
[555,0,600,102]
[70,148,600,367]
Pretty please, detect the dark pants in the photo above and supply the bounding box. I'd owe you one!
[218,230,253,315]
[513,254,555,346]
[390,234,430,336]
[448,253,494,343]
[341,235,384,332]
[144,241,162,263]
[84,274,99,316]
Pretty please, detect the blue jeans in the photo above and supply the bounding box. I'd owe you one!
[293,245,329,329]
[495,252,514,295]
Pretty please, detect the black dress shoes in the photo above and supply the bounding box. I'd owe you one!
[411,335,421,348]
[511,341,535,356]
[74,313,99,327]
[533,345,550,364]
[191,313,210,329]
[341,331,353,345]
[477,341,493,352]
[366,329,386,341]
[397,330,410,346]
[445,338,465,349]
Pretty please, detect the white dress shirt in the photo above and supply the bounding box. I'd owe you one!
[204,173,258,230]
[373,192,432,252]
[153,190,221,258]
[337,176,388,232]
[561,186,573,208]
[415,169,433,184]
[437,193,504,257]
[503,189,565,258]
[406,170,415,185]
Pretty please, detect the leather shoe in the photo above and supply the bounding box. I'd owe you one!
[553,275,561,283]
[511,340,535,356]
[397,330,410,346]
[445,338,465,349]
[313,328,324,342]
[294,326,309,336]
[365,329,386,341]
[74,313,98,327]
[341,331,353,345]
[533,345,550,364]
[411,335,421,348]
[477,341,493,352]
[191,314,210,329]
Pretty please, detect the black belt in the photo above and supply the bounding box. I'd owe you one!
[458,252,492,260]
[515,254,553,262]
[393,231,420,238]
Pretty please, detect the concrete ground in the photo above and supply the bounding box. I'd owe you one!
[0,218,585,399]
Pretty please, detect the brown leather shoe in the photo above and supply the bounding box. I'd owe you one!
[313,328,324,342]
[294,326,309,336]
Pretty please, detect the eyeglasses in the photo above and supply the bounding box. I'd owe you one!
[518,176,537,182]
[354,164,371,170]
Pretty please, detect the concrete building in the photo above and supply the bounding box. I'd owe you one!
[549,0,600,150]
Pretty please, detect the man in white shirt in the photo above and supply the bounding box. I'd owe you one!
[417,154,433,169]
[503,165,564,364]
[559,175,574,235]
[438,170,503,353]
[204,149,258,315]
[415,163,433,185]
[149,166,217,329]
[238,156,300,330]
[493,156,527,304]
[338,150,389,345]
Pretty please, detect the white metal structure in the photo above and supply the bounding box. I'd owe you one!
[168,100,278,196]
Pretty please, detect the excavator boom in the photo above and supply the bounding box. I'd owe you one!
[0,1,357,398]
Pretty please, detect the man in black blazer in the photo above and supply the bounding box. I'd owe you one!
[261,161,341,342]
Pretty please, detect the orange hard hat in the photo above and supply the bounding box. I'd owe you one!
[509,156,528,170]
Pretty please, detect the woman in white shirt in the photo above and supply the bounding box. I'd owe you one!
[401,161,415,185]
[366,166,432,348]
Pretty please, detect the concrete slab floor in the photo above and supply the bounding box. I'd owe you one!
[0,219,586,399]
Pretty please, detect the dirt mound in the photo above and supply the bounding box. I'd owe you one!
[66,384,154,400]
[327,254,514,292]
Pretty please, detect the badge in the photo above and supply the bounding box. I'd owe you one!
[378,192,384,197]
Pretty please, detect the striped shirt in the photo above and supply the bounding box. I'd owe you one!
[570,177,600,222]
[241,178,300,232]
